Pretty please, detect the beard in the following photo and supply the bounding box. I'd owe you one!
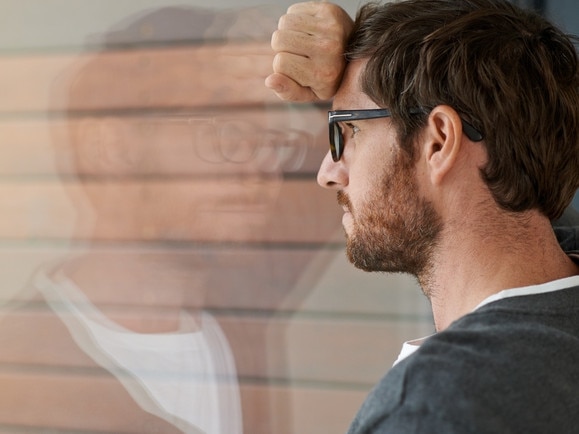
[338,150,442,280]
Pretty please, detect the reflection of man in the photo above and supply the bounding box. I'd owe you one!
[0,5,327,434]
[268,0,579,433]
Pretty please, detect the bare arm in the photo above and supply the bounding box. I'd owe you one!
[265,1,354,102]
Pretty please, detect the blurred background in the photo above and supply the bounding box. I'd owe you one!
[0,0,576,433]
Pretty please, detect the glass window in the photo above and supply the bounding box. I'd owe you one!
[0,1,440,433]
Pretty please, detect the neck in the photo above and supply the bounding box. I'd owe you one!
[56,250,208,333]
[420,209,579,331]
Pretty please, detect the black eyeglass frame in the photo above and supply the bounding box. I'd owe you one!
[328,108,484,162]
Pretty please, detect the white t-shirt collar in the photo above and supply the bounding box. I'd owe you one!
[393,274,579,366]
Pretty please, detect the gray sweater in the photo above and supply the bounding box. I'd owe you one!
[348,222,579,433]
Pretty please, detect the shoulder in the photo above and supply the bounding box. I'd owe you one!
[348,291,579,434]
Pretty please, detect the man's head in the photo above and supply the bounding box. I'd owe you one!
[319,59,443,280]
[345,0,579,220]
[318,0,579,280]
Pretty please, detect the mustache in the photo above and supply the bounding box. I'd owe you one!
[337,191,352,212]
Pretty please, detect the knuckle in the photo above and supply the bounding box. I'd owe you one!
[318,3,344,21]
[287,1,312,14]
[277,14,289,30]
[322,20,347,42]
[271,29,291,51]
[272,53,284,73]
[317,2,334,15]
[272,53,294,77]
[317,38,343,56]
[271,30,281,50]
[285,3,300,14]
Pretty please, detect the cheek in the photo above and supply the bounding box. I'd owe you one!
[347,164,384,215]
[349,142,394,191]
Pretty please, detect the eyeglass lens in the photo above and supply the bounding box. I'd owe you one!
[330,122,343,162]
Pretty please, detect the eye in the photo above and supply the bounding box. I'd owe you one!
[345,122,360,138]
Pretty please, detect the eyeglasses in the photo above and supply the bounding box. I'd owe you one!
[328,108,484,162]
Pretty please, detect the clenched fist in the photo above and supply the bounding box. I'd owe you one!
[265,1,354,102]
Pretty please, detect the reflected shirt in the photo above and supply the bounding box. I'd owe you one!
[36,269,242,434]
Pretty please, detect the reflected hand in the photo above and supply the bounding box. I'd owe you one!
[265,1,353,102]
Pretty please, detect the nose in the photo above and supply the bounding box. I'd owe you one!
[317,150,348,189]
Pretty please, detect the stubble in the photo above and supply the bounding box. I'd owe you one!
[338,150,442,284]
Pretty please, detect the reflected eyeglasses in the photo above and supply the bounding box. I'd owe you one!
[328,108,484,162]
[139,114,311,171]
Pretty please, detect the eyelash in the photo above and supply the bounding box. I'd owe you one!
[345,122,360,138]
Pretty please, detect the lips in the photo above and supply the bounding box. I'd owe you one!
[337,190,352,213]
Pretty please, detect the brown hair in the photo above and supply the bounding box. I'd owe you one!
[346,0,579,220]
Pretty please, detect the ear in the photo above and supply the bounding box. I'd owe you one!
[421,105,464,186]
[77,117,138,173]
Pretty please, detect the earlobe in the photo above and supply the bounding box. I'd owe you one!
[423,106,463,186]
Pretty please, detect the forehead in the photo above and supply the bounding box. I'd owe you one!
[332,59,379,111]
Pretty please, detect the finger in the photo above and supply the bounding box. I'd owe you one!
[278,10,325,35]
[287,1,325,16]
[265,73,319,102]
[272,52,314,87]
[273,28,345,62]
[271,29,316,58]
[288,1,345,21]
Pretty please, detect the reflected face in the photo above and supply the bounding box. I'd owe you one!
[60,39,326,244]
[70,107,316,242]
[317,60,442,277]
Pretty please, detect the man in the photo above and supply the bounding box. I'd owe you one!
[267,0,579,432]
